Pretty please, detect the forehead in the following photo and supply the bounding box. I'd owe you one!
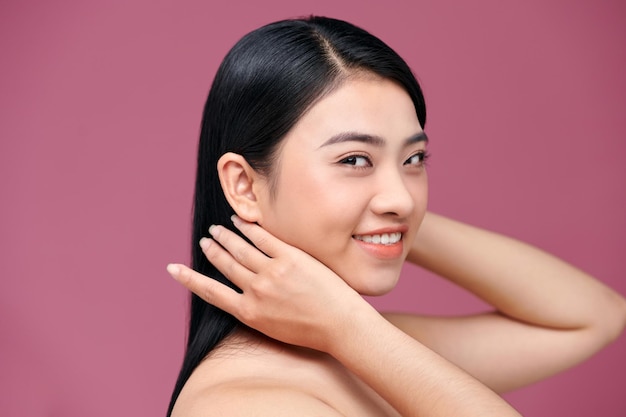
[283,76,422,148]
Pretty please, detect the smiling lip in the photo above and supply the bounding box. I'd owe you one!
[352,227,407,260]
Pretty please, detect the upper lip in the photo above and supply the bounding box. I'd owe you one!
[352,225,409,237]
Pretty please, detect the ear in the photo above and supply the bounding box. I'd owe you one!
[217,152,266,223]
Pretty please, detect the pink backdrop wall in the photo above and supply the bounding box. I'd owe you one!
[1,1,624,416]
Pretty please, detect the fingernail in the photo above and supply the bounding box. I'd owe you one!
[208,224,220,237]
[199,237,212,249]
[166,263,180,276]
[231,215,242,227]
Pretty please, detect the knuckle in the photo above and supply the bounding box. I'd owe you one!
[249,277,270,296]
[272,261,291,279]
[225,260,238,280]
[238,303,259,325]
[201,285,215,304]
[255,234,268,247]
[253,233,271,253]
[233,246,248,263]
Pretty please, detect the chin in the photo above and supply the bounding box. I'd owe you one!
[353,275,400,296]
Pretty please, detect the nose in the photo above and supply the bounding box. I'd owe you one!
[369,168,417,218]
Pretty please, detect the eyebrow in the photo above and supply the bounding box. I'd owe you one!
[319,131,428,148]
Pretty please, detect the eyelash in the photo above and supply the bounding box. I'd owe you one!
[339,154,372,168]
[405,150,430,167]
[339,151,430,169]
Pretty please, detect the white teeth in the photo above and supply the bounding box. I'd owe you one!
[355,232,402,245]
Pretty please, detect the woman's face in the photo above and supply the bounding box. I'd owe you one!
[256,76,428,295]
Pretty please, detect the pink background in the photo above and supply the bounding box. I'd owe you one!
[1,0,624,416]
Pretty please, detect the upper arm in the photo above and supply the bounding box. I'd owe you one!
[383,311,610,393]
[172,384,345,417]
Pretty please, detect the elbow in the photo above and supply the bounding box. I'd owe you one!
[612,294,626,341]
[597,291,626,345]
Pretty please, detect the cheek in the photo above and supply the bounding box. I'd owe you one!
[262,167,340,241]
[265,173,365,259]
[409,173,429,210]
[406,176,429,244]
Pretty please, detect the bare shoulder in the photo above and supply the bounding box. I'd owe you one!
[170,330,386,416]
[172,381,344,417]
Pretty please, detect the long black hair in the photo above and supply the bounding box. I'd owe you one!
[167,16,426,416]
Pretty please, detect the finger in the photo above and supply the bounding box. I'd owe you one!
[207,224,271,272]
[200,234,260,289]
[230,215,286,258]
[167,263,240,314]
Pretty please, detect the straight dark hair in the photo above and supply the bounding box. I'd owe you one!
[167,16,426,416]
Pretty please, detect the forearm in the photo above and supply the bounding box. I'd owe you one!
[408,212,626,338]
[330,303,522,417]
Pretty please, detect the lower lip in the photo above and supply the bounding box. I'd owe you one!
[353,238,404,260]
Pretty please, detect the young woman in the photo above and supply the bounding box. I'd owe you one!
[166,16,626,416]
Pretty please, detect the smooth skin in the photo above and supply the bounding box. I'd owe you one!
[167,77,626,416]
[217,76,428,296]
[168,216,626,416]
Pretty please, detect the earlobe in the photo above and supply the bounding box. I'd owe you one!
[217,153,264,223]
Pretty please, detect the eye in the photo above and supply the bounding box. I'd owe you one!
[404,151,430,167]
[339,154,372,168]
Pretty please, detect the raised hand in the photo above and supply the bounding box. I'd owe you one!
[167,215,370,353]
[167,215,528,417]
